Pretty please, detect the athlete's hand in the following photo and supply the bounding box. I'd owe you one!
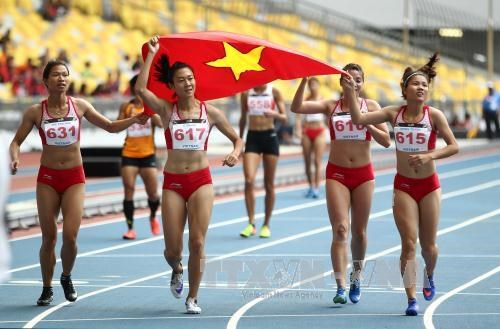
[263,109,277,118]
[340,73,355,92]
[11,159,19,175]
[408,154,432,168]
[222,152,239,167]
[134,113,150,125]
[148,35,160,54]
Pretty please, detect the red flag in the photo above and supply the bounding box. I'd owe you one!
[141,31,345,114]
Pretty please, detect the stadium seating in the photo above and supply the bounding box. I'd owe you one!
[0,0,490,117]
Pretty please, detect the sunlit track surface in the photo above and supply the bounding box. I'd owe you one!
[2,145,500,329]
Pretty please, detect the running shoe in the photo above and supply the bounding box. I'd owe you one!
[405,298,419,316]
[150,217,161,236]
[423,275,435,301]
[36,287,53,306]
[349,271,361,304]
[311,189,320,199]
[170,268,184,299]
[333,287,347,304]
[60,274,77,302]
[305,188,314,198]
[123,229,137,240]
[259,225,271,238]
[185,297,202,314]
[240,224,256,238]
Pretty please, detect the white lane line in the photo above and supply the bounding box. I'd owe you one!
[8,197,324,274]
[423,265,500,329]
[10,155,500,243]
[9,183,312,242]
[226,207,500,329]
[18,170,500,326]
[21,225,342,328]
[10,160,500,271]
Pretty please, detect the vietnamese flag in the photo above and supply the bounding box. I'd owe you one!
[141,31,345,115]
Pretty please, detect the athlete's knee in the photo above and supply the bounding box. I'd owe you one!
[333,222,349,241]
[401,239,417,258]
[164,248,182,263]
[244,177,255,189]
[351,227,367,242]
[188,237,205,255]
[62,232,78,248]
[263,178,275,192]
[41,234,57,250]
[421,242,438,256]
[124,184,135,195]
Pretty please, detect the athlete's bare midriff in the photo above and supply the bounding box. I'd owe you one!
[164,150,209,173]
[328,140,371,168]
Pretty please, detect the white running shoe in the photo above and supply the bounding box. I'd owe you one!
[170,270,184,299]
[185,297,201,314]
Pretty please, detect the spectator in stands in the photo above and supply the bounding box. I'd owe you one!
[238,83,287,239]
[56,49,69,64]
[136,36,242,314]
[482,82,500,139]
[294,76,327,199]
[118,75,162,240]
[341,53,458,316]
[9,59,148,307]
[291,64,390,306]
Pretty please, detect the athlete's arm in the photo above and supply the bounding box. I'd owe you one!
[207,104,242,167]
[77,98,148,133]
[9,105,38,175]
[366,99,391,148]
[135,36,171,118]
[239,92,248,139]
[290,78,330,115]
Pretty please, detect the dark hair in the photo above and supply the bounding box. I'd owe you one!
[400,52,439,98]
[154,54,194,88]
[42,59,69,80]
[340,63,364,84]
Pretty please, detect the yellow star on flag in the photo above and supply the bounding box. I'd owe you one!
[206,42,265,80]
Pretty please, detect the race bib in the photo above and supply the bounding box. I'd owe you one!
[332,112,367,140]
[42,117,79,146]
[394,123,431,152]
[171,119,208,150]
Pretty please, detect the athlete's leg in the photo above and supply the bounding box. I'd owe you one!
[243,152,261,225]
[186,184,214,299]
[326,179,351,290]
[36,184,61,287]
[262,154,278,227]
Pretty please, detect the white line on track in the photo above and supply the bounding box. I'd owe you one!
[22,182,500,328]
[226,206,500,329]
[423,265,500,329]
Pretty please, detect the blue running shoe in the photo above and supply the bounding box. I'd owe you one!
[405,298,419,316]
[423,275,435,301]
[311,189,320,199]
[349,271,361,304]
[304,188,314,198]
[333,287,347,304]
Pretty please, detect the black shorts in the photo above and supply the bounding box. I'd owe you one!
[245,130,280,156]
[121,154,157,168]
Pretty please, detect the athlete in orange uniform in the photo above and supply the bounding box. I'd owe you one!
[341,53,459,316]
[118,75,163,240]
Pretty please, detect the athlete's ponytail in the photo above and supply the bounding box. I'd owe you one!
[154,55,194,88]
[400,52,439,98]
